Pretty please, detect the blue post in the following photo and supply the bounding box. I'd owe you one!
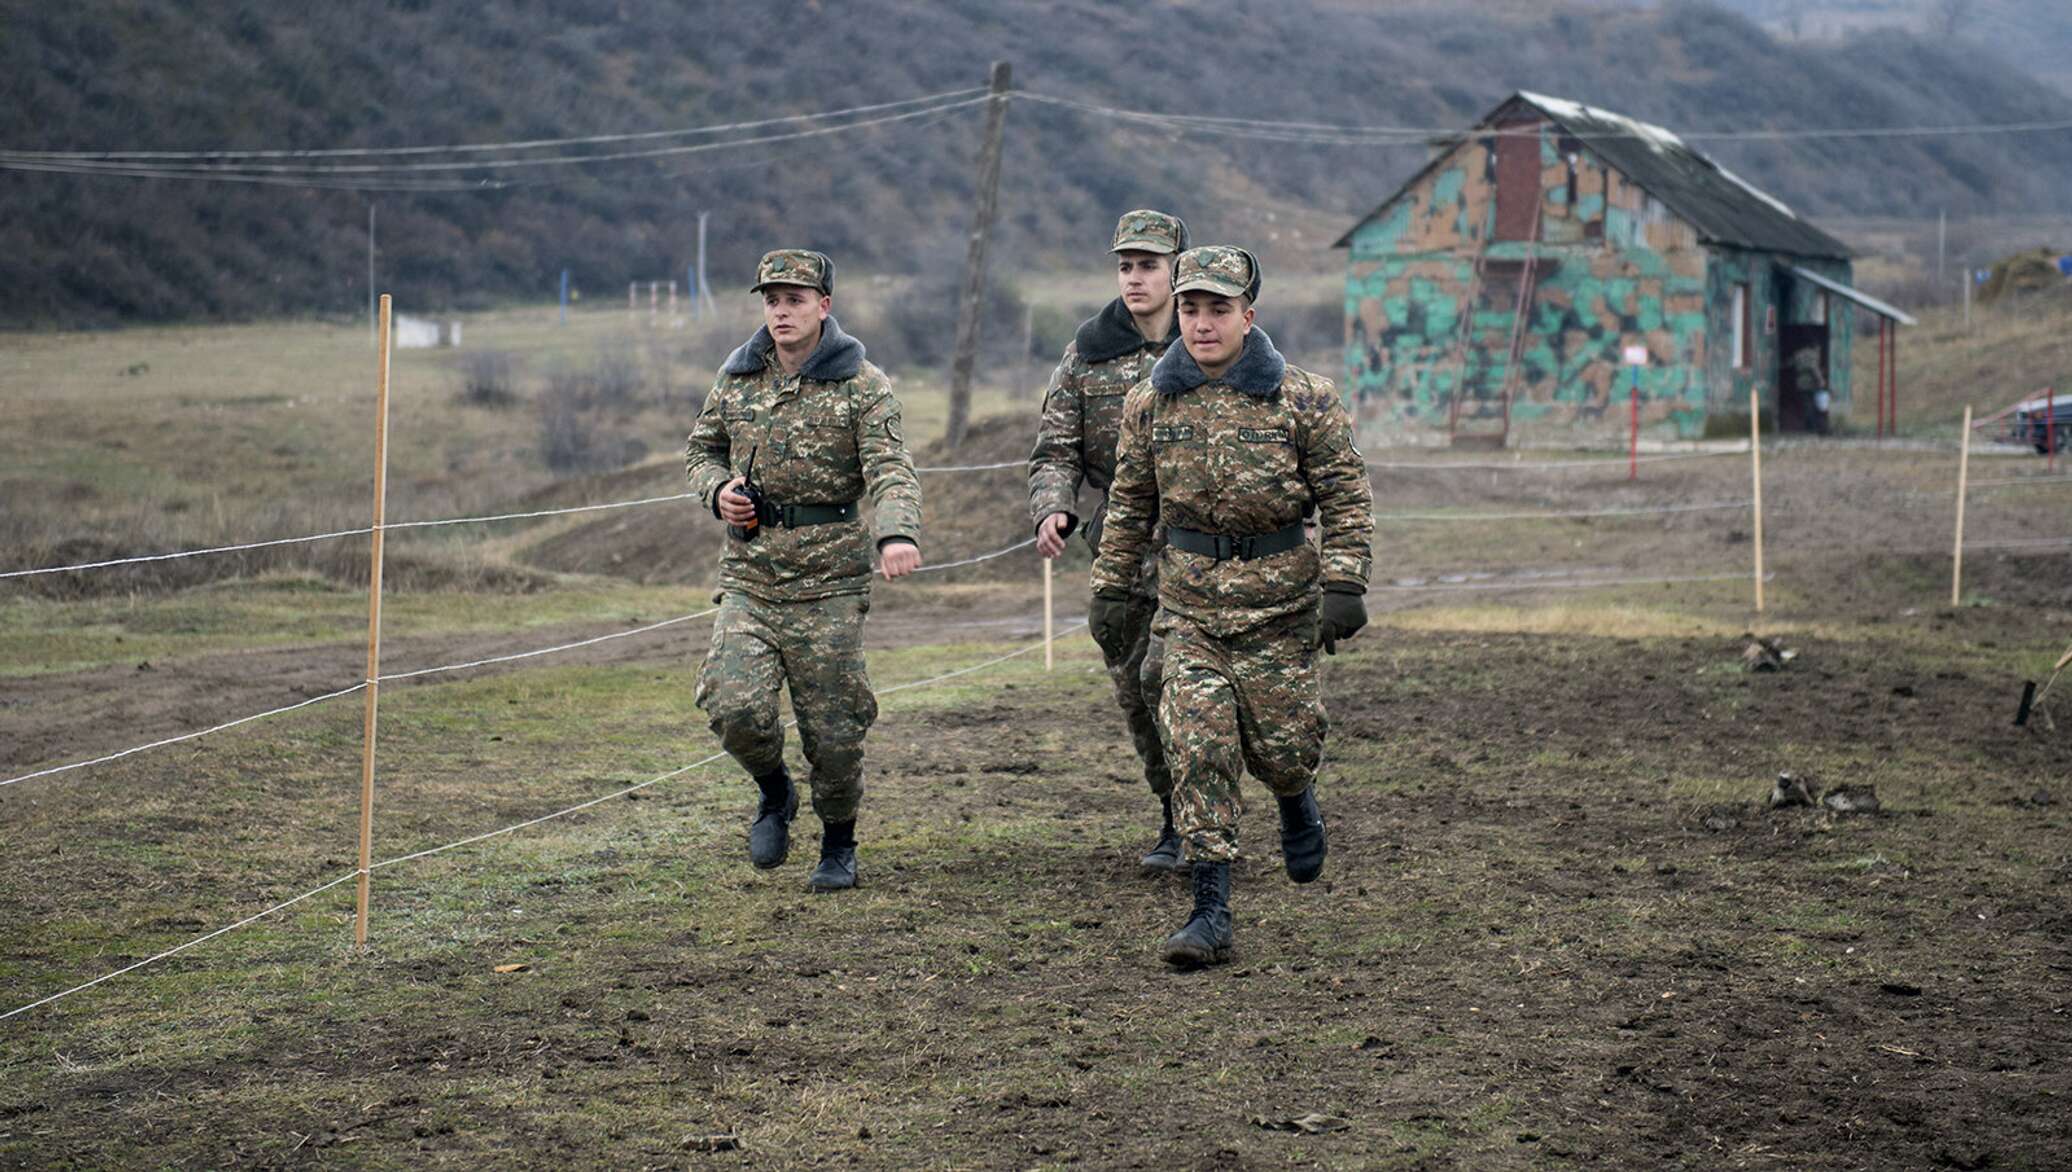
[559,269,570,326]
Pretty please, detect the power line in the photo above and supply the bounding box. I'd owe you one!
[2,88,988,162]
[0,97,989,183]
[1016,89,2072,145]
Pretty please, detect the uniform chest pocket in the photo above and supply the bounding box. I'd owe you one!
[1228,425,1302,480]
[779,407,858,465]
[1150,423,1212,500]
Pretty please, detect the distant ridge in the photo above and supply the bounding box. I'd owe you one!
[5,1,2070,326]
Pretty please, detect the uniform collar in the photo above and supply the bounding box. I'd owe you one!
[1149,325,1286,399]
[1075,296,1179,366]
[721,314,866,382]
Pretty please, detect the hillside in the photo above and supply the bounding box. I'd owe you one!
[6,1,2072,327]
[1707,0,2072,94]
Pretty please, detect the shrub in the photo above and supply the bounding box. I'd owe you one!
[458,349,519,408]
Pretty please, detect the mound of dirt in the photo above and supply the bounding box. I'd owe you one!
[516,412,1044,586]
[1977,247,2072,304]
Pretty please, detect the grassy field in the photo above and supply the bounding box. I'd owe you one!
[2,304,2069,1167]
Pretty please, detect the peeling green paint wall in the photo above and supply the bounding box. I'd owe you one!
[1342,123,1856,446]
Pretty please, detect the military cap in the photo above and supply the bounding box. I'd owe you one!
[1172,245,1262,303]
[750,249,836,295]
[1109,209,1189,255]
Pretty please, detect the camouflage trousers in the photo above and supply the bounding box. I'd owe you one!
[1155,608,1325,863]
[1102,589,1171,796]
[695,591,877,822]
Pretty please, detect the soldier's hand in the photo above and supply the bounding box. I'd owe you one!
[717,477,757,525]
[878,540,922,580]
[1318,588,1367,655]
[1035,512,1073,560]
[1089,588,1133,658]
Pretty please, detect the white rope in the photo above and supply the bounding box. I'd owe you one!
[377,607,720,682]
[5,88,987,162]
[915,458,1027,473]
[1963,536,2072,552]
[6,536,1036,790]
[1379,570,1767,592]
[1967,475,2072,491]
[905,536,1037,574]
[1,493,703,581]
[1365,450,1743,471]
[0,527,374,580]
[0,873,358,1024]
[0,684,367,789]
[1376,500,1750,522]
[386,492,702,531]
[0,623,1068,1022]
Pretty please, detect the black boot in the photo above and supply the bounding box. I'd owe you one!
[807,818,858,892]
[747,767,796,870]
[1139,795,1184,873]
[1277,787,1327,885]
[1162,861,1233,968]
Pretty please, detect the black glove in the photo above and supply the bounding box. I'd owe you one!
[1318,587,1367,655]
[1089,588,1133,659]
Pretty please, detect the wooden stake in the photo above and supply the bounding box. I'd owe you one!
[356,295,394,948]
[1750,387,1765,614]
[945,61,1013,449]
[1952,404,1972,608]
[1042,555,1054,672]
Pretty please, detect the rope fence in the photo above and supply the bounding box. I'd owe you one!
[0,619,1081,1024]
[1,530,1050,791]
[4,289,2065,1035]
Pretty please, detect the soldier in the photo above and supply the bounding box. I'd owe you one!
[684,249,924,892]
[1028,209,1188,872]
[1090,245,1374,967]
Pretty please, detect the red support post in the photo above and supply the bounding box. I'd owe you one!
[1629,381,1640,482]
[1876,319,1888,439]
[1890,323,1899,435]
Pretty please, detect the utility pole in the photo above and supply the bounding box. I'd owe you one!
[1936,208,1947,298]
[696,211,716,320]
[945,60,1012,449]
[367,202,377,349]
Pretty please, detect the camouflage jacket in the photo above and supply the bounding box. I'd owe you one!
[1091,327,1374,637]
[685,316,922,602]
[1027,297,1178,543]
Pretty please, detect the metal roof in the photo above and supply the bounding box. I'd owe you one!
[1336,92,1854,261]
[1785,264,1917,325]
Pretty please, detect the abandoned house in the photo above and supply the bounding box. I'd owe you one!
[1337,91,1915,447]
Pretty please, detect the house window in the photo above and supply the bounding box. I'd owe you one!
[1731,283,1751,370]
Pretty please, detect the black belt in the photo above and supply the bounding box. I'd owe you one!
[1165,521,1306,562]
[756,499,859,528]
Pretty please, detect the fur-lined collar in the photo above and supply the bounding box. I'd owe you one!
[721,315,865,381]
[1074,297,1179,366]
[1149,326,1286,399]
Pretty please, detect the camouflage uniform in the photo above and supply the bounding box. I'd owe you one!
[1028,210,1185,796]
[1092,247,1374,864]
[684,250,922,822]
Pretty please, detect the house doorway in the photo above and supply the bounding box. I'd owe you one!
[1777,290,1830,433]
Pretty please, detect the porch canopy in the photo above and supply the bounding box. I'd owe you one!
[1785,264,1918,326]
[1784,265,1914,436]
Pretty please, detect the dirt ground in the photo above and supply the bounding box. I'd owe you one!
[2,442,2068,1169]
